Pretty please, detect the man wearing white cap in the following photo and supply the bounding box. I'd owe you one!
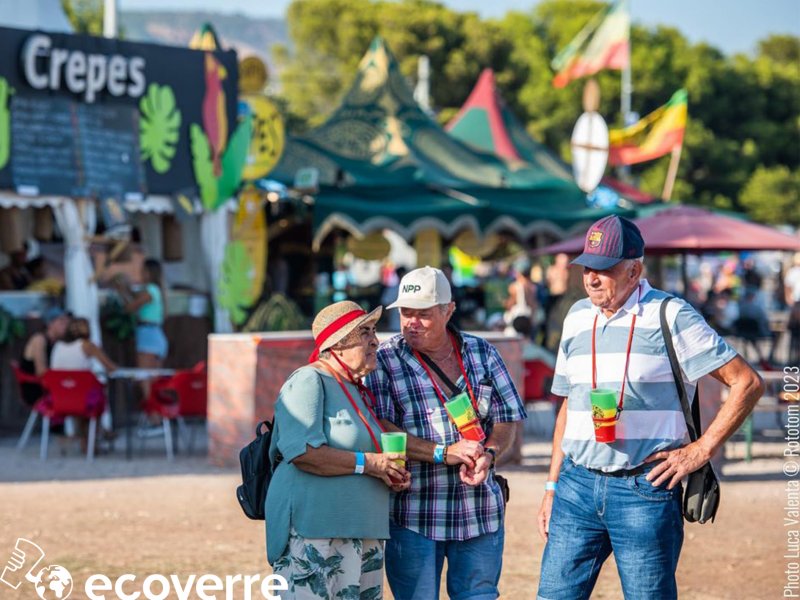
[365,266,526,600]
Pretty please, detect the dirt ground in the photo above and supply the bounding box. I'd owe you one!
[0,438,788,600]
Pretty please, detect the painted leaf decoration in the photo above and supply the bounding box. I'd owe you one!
[217,241,256,325]
[139,84,182,173]
[215,115,253,209]
[190,123,218,211]
[0,77,10,170]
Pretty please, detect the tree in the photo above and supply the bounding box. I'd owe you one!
[61,0,104,35]
[739,166,800,226]
[275,0,800,223]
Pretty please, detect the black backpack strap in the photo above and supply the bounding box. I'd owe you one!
[418,351,460,396]
[660,298,701,442]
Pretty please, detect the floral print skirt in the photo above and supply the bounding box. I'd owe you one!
[272,527,384,600]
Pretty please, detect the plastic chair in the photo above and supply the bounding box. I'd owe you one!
[40,370,107,461]
[10,360,50,452]
[141,362,207,458]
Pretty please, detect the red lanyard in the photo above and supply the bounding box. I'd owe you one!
[330,352,379,410]
[591,313,637,413]
[414,333,479,414]
[321,361,383,453]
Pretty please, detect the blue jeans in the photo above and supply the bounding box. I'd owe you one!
[386,521,504,600]
[537,459,684,600]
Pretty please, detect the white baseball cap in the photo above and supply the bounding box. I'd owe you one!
[387,266,452,310]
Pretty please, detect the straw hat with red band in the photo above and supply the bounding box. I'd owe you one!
[309,301,383,363]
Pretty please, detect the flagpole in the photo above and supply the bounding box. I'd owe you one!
[661,143,683,200]
[619,0,632,180]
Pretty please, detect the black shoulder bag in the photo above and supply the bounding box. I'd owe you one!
[418,352,510,507]
[660,298,721,524]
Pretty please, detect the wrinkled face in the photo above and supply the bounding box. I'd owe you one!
[582,260,641,313]
[400,304,454,352]
[333,321,379,378]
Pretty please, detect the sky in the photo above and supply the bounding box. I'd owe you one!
[120,0,800,56]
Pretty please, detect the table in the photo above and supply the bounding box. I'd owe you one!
[108,368,176,459]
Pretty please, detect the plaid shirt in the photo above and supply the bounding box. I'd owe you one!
[364,329,526,541]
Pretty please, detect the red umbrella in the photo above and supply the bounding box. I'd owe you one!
[540,206,800,255]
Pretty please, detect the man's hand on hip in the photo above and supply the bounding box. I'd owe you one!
[644,440,712,489]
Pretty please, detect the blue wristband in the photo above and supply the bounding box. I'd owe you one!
[545,481,557,492]
[433,444,445,464]
[354,452,365,474]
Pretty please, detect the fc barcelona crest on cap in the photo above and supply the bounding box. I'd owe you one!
[571,215,645,271]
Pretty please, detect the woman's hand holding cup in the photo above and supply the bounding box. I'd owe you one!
[365,452,410,488]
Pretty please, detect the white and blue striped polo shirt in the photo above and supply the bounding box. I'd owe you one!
[551,279,738,472]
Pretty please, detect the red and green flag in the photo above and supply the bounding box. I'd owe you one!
[609,89,688,166]
[551,0,630,89]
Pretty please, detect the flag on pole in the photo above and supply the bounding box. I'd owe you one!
[551,0,630,89]
[609,89,688,166]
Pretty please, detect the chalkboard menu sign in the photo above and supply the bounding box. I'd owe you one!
[0,26,239,198]
[10,95,145,198]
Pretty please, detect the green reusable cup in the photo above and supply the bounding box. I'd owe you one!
[381,432,407,467]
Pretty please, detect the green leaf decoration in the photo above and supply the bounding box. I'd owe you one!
[217,241,256,325]
[100,296,137,342]
[0,306,23,345]
[0,77,11,170]
[241,293,307,332]
[190,123,218,211]
[215,115,253,210]
[139,84,182,173]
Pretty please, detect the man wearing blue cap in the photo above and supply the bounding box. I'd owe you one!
[536,216,764,599]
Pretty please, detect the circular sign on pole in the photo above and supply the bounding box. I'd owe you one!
[570,111,609,193]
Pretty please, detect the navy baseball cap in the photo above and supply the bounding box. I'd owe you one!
[571,215,645,271]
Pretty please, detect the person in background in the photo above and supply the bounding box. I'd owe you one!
[51,317,117,441]
[115,258,169,371]
[503,257,538,338]
[51,317,117,373]
[18,307,71,406]
[784,253,800,364]
[266,301,410,599]
[0,247,32,290]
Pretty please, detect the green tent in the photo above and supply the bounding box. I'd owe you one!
[271,38,628,244]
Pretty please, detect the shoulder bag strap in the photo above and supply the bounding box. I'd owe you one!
[659,298,702,442]
[417,352,460,396]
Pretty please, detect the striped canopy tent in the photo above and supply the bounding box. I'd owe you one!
[446,68,656,205]
[270,38,626,248]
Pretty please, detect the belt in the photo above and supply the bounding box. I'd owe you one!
[581,462,658,478]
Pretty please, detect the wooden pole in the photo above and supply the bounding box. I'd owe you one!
[662,144,683,200]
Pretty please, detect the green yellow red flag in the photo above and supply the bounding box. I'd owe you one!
[609,89,688,166]
[551,0,630,89]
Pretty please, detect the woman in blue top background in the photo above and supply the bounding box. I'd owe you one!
[115,258,168,372]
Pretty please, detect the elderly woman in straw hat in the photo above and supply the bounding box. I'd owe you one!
[266,301,411,599]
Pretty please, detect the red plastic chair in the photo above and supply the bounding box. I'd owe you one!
[10,360,51,452]
[524,359,555,401]
[40,370,107,461]
[141,362,207,457]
